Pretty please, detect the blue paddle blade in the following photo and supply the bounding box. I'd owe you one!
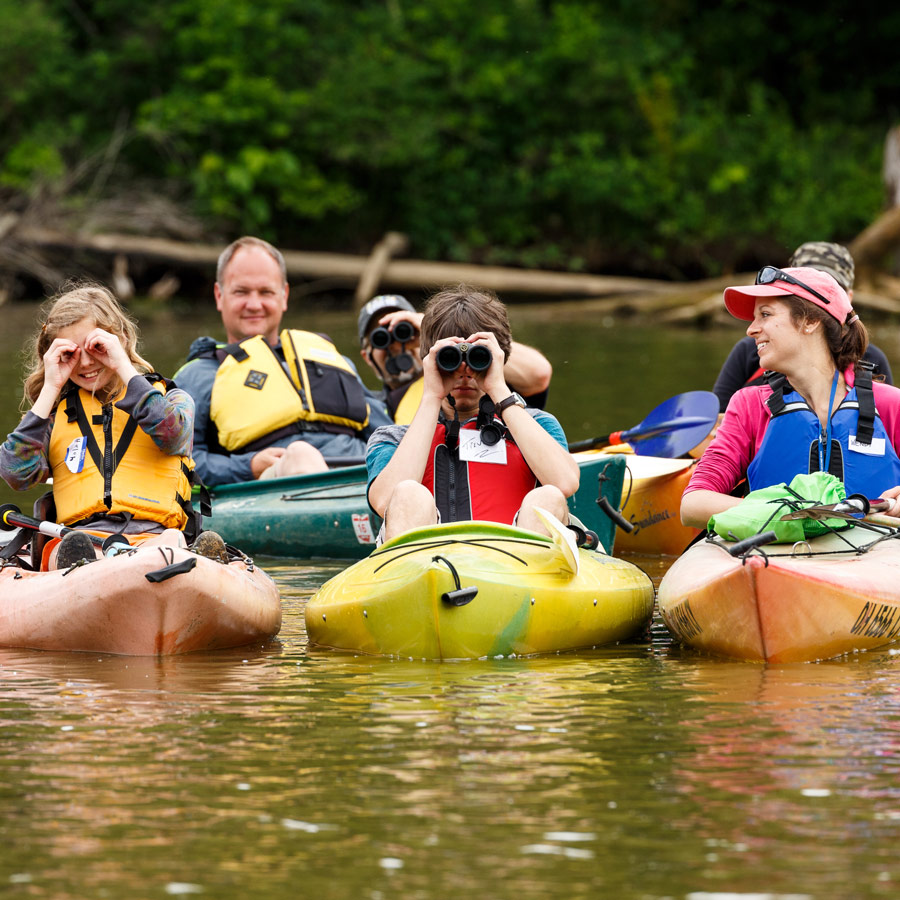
[621,391,719,457]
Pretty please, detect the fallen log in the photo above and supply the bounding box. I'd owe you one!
[16,227,682,299]
[353,231,409,309]
[849,205,900,267]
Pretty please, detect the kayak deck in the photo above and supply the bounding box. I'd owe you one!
[306,520,654,659]
[658,527,900,662]
[0,544,282,655]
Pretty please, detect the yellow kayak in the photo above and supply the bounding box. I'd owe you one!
[305,517,654,659]
[574,447,700,556]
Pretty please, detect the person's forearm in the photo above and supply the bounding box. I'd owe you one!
[119,378,194,456]
[503,342,552,396]
[0,414,52,490]
[681,489,742,529]
[191,444,255,487]
[501,406,579,497]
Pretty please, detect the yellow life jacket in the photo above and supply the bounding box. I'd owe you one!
[393,377,423,425]
[49,378,195,529]
[209,330,370,452]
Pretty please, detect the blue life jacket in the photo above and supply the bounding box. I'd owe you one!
[748,366,900,497]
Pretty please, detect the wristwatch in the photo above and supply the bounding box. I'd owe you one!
[496,392,527,420]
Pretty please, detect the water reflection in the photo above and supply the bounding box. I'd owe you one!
[4,573,900,898]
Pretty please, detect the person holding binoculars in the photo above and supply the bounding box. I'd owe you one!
[357,294,553,425]
[365,285,579,542]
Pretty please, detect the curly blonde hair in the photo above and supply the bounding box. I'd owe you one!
[23,283,152,409]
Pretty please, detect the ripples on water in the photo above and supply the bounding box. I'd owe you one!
[3,556,900,899]
[3,309,900,896]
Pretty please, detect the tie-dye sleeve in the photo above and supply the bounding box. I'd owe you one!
[0,412,52,490]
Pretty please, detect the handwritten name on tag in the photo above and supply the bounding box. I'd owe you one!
[65,436,87,473]
[848,435,886,457]
[459,429,508,464]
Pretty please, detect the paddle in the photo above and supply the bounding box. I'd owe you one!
[779,495,900,528]
[567,391,720,458]
[0,504,130,555]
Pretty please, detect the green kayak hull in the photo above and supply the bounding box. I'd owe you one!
[206,455,627,560]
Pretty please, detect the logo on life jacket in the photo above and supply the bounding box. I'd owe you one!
[244,370,268,390]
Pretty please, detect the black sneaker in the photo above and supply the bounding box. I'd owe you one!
[192,531,229,564]
[56,531,97,569]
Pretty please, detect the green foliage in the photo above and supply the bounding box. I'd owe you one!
[0,0,896,275]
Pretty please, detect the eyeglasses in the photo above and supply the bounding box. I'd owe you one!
[756,266,831,306]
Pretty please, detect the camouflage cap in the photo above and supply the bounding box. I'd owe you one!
[788,242,855,291]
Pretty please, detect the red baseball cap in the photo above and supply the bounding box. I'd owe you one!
[724,266,854,324]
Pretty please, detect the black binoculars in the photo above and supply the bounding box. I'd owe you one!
[435,342,492,373]
[369,320,416,349]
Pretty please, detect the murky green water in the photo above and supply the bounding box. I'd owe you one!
[3,300,900,898]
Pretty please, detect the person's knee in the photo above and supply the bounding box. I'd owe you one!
[387,480,434,513]
[517,485,569,533]
[277,441,328,476]
[522,485,568,517]
[142,528,187,549]
[384,481,437,538]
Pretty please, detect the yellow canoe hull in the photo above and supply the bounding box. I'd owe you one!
[305,521,654,659]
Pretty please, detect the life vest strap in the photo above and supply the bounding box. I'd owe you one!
[223,342,251,363]
[765,372,788,416]
[63,388,104,472]
[855,361,876,445]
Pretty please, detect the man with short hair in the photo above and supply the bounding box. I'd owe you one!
[358,293,554,424]
[366,285,578,542]
[176,236,391,486]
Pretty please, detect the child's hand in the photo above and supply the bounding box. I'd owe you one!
[83,328,133,377]
[42,338,82,394]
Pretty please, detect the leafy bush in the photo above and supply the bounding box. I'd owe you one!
[1,0,896,276]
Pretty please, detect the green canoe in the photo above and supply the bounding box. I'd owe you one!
[205,454,627,560]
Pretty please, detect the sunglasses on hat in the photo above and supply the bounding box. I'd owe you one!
[756,266,831,307]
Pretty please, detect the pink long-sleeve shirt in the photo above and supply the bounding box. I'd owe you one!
[685,370,900,496]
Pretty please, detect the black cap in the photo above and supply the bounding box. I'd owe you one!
[357,295,416,345]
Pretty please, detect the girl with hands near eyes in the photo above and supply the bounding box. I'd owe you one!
[1,284,203,569]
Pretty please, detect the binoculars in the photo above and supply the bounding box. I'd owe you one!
[369,320,416,349]
[435,342,492,373]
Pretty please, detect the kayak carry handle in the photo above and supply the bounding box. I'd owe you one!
[145,556,198,583]
[728,530,778,557]
[596,496,635,533]
[433,555,478,607]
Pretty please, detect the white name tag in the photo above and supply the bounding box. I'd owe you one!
[65,436,87,473]
[458,429,508,464]
[848,434,886,456]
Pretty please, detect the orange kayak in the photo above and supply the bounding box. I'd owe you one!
[0,543,281,655]
[658,527,900,662]
[574,448,700,556]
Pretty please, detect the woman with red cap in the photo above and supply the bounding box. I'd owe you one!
[681,266,900,528]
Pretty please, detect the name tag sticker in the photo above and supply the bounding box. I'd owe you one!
[458,429,508,464]
[849,435,886,456]
[65,437,87,474]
